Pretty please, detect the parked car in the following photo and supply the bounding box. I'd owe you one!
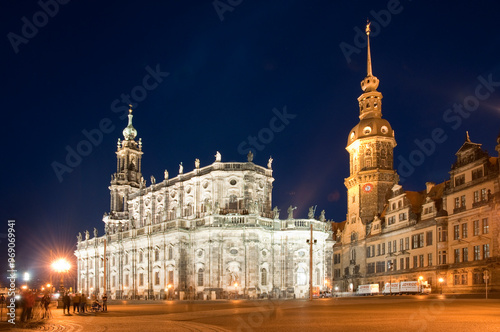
[319,291,332,298]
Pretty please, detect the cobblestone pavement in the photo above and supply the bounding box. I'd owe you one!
[2,296,500,331]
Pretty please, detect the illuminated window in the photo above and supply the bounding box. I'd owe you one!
[297,267,306,286]
[473,220,479,236]
[482,218,489,234]
[483,244,490,259]
[261,268,268,286]
[198,269,204,286]
[462,223,468,238]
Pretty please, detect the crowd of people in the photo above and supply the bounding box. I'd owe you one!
[62,292,108,314]
[7,290,108,324]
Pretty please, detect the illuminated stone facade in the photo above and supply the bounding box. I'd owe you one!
[75,109,333,300]
[332,23,500,294]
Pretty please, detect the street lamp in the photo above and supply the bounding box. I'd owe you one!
[438,277,444,294]
[166,284,172,300]
[51,258,71,292]
[418,276,424,293]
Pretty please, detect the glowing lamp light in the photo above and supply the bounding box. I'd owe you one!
[21,285,28,290]
[418,276,424,281]
[167,284,172,289]
[47,283,51,288]
[438,278,444,283]
[234,283,238,287]
[51,258,71,273]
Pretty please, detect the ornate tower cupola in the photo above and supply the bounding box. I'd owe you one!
[106,106,144,224]
[344,21,398,226]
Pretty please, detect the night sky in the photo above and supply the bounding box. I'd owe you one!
[2,1,500,283]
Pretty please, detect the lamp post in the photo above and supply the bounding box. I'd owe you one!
[438,277,444,294]
[51,258,71,292]
[483,270,489,299]
[388,262,394,295]
[306,223,317,301]
[418,276,423,293]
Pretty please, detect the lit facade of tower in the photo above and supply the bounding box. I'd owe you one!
[345,22,398,227]
[106,107,143,228]
[338,22,398,286]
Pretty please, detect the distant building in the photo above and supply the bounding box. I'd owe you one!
[332,23,499,294]
[75,109,333,300]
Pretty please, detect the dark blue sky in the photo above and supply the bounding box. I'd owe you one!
[2,0,500,282]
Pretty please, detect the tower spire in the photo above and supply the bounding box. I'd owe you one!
[360,20,379,93]
[123,104,138,140]
[366,20,373,77]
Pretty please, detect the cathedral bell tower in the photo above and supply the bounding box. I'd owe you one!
[105,106,143,226]
[344,22,398,229]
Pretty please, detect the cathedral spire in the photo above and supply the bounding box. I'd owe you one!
[366,20,373,77]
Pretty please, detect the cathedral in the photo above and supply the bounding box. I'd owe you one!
[75,109,333,300]
[332,23,500,294]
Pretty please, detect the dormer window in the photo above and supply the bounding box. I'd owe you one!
[363,126,372,135]
[455,174,465,187]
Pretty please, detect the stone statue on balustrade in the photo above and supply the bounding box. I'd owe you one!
[308,206,315,219]
[319,210,325,222]
[247,151,253,162]
[272,206,280,219]
[287,205,297,219]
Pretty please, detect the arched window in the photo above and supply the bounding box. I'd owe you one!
[198,268,204,286]
[297,267,306,286]
[261,268,268,286]
[155,248,160,261]
[168,247,173,260]
[351,249,356,262]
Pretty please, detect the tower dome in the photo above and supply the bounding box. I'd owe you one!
[123,106,137,140]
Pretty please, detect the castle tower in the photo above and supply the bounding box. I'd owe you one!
[105,106,143,225]
[344,22,398,230]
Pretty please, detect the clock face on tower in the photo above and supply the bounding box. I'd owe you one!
[363,183,373,193]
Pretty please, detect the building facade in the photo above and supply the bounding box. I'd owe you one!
[332,22,500,294]
[75,109,333,300]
